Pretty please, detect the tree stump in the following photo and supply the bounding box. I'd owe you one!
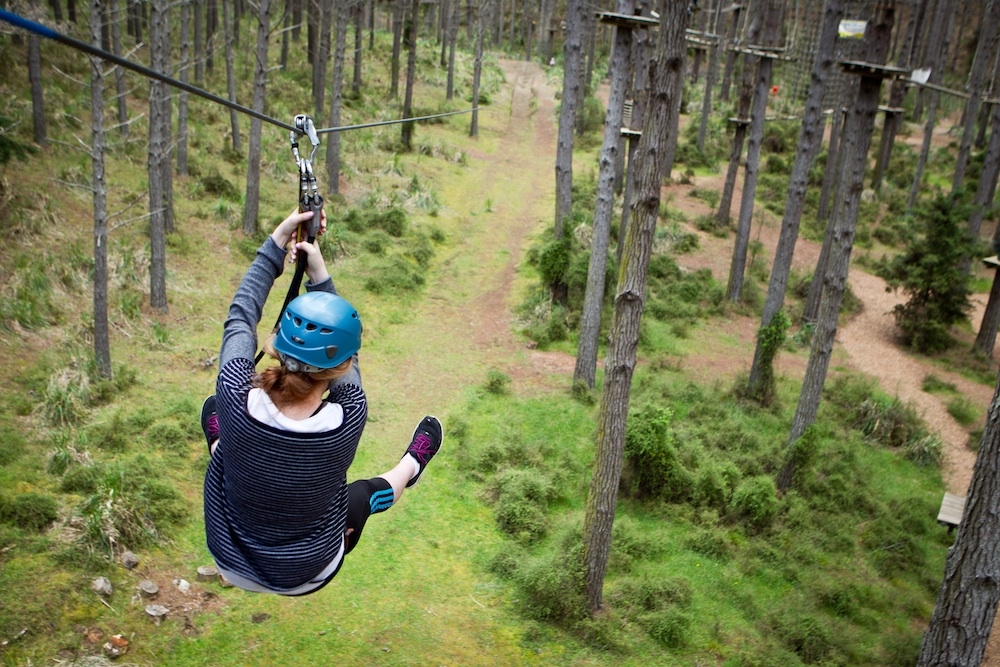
[138,580,159,598]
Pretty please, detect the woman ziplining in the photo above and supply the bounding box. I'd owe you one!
[199,207,443,595]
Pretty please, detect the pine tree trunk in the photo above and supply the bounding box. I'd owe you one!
[391,0,403,98]
[470,5,483,138]
[696,3,721,153]
[583,0,689,614]
[718,5,740,103]
[224,0,241,151]
[618,1,650,263]
[352,3,363,95]
[715,8,760,227]
[315,0,333,119]
[971,105,1000,357]
[177,0,191,177]
[554,0,583,233]
[242,0,271,236]
[91,0,112,378]
[952,0,1000,196]
[747,0,842,398]
[916,370,1000,665]
[446,0,457,100]
[110,0,129,138]
[401,0,418,150]
[205,0,217,74]
[439,0,449,67]
[194,0,204,82]
[148,0,169,311]
[779,5,894,493]
[816,103,846,223]
[727,0,783,303]
[325,0,347,195]
[573,1,633,390]
[28,33,46,147]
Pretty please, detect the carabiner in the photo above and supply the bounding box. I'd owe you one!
[289,114,324,243]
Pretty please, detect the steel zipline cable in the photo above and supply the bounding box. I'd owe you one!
[0,8,477,136]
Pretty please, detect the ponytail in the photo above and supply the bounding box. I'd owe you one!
[253,334,354,407]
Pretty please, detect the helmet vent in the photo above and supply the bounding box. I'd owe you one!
[320,327,333,334]
[306,323,317,332]
[293,316,303,327]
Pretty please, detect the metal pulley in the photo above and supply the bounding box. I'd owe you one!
[291,114,323,242]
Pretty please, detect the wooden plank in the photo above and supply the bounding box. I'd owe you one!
[983,255,1000,269]
[937,492,967,527]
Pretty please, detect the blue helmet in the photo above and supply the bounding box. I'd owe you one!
[274,292,362,372]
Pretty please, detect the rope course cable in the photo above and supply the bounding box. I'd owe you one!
[0,8,478,137]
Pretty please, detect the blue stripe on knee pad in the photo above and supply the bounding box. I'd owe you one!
[369,488,394,514]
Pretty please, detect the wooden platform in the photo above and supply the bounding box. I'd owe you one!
[937,492,967,532]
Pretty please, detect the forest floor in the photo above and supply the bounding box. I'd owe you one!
[489,60,999,663]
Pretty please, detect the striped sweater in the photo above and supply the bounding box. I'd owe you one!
[203,236,367,591]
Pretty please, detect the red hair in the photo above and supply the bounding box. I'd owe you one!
[253,334,353,408]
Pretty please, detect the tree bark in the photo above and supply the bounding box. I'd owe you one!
[224,0,241,151]
[314,0,333,119]
[715,5,761,227]
[352,3,363,95]
[401,0,418,150]
[583,0,690,614]
[391,0,403,97]
[446,0,457,100]
[952,0,1000,196]
[28,32,46,147]
[871,0,922,191]
[747,0,842,397]
[109,0,129,138]
[554,0,583,233]
[779,5,894,493]
[325,0,347,195]
[90,0,112,378]
[194,0,204,82]
[177,0,191,177]
[916,369,1000,665]
[971,105,1000,357]
[618,0,651,265]
[696,1,722,153]
[726,0,783,303]
[242,0,271,236]
[718,5,740,103]
[573,1,633,391]
[148,0,169,312]
[470,2,483,138]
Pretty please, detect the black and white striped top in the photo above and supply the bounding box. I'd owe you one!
[203,236,367,592]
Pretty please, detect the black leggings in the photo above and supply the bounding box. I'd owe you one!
[344,476,394,554]
[287,476,393,596]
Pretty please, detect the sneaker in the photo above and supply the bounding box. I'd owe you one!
[201,395,220,451]
[404,416,443,488]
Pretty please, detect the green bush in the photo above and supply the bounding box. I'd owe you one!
[537,235,572,290]
[364,253,425,294]
[640,608,692,649]
[611,576,693,612]
[492,467,554,541]
[946,396,979,427]
[198,169,239,200]
[509,531,587,623]
[765,610,834,664]
[623,405,693,501]
[484,369,511,395]
[682,526,733,561]
[730,475,778,531]
[145,419,190,455]
[0,492,59,532]
[692,460,739,510]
